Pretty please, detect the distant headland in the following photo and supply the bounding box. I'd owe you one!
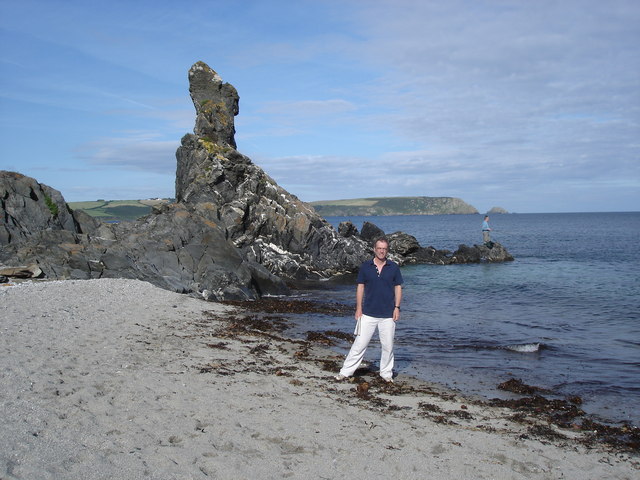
[310,196,478,216]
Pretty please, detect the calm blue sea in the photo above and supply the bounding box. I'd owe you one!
[285,212,640,425]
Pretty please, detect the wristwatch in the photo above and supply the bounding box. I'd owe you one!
[394,305,401,310]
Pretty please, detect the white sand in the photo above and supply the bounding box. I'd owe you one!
[1,278,637,479]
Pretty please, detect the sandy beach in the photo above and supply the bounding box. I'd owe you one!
[1,278,637,479]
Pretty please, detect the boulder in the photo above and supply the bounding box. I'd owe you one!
[388,232,420,256]
[0,264,43,279]
[459,242,514,263]
[338,221,359,238]
[360,222,386,243]
[0,170,99,246]
[104,203,287,299]
[405,246,452,265]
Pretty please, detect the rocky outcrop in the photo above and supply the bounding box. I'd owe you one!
[0,63,370,298]
[448,242,513,263]
[188,61,239,149]
[0,171,100,245]
[175,62,370,280]
[340,220,514,265]
[0,188,288,299]
[0,62,513,300]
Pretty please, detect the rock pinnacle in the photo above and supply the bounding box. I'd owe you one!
[188,61,239,148]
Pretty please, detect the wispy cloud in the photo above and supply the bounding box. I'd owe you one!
[1,0,638,211]
[259,99,357,116]
[75,133,179,175]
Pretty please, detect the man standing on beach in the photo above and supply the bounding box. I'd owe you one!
[482,215,492,245]
[335,237,403,383]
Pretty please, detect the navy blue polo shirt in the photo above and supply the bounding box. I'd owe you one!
[357,258,403,318]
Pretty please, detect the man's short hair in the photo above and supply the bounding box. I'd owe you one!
[374,236,389,248]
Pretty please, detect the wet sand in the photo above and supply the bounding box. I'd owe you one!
[1,278,637,479]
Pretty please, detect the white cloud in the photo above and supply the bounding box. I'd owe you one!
[75,134,179,175]
[2,0,638,211]
[259,99,356,116]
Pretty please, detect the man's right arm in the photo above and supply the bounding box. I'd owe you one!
[355,283,364,320]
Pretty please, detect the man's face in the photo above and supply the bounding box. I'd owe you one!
[374,242,389,261]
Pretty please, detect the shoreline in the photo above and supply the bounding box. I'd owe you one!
[1,278,638,479]
[246,287,640,429]
[223,297,640,439]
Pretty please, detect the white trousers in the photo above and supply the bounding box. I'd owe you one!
[339,314,396,380]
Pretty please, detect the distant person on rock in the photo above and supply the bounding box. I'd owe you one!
[482,215,492,245]
[335,237,403,383]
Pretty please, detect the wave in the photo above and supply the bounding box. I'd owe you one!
[502,342,542,353]
[451,342,544,353]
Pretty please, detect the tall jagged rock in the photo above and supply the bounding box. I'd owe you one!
[188,61,239,149]
[0,63,368,299]
[176,62,370,280]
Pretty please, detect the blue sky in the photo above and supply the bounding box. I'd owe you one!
[1,0,638,213]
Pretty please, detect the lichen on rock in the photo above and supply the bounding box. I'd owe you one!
[188,61,239,149]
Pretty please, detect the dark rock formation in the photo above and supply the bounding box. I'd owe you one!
[360,222,386,243]
[0,174,288,299]
[175,62,370,280]
[0,171,100,245]
[366,228,512,265]
[387,232,421,257]
[103,203,288,298]
[332,218,512,265]
[0,263,43,279]
[188,61,239,149]
[0,61,513,300]
[338,221,359,238]
[404,242,514,264]
[0,63,371,298]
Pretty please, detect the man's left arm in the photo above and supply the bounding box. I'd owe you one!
[393,284,402,322]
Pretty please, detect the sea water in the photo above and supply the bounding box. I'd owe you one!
[285,212,640,425]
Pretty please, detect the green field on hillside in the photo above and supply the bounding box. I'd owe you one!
[68,199,172,222]
[313,198,378,207]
